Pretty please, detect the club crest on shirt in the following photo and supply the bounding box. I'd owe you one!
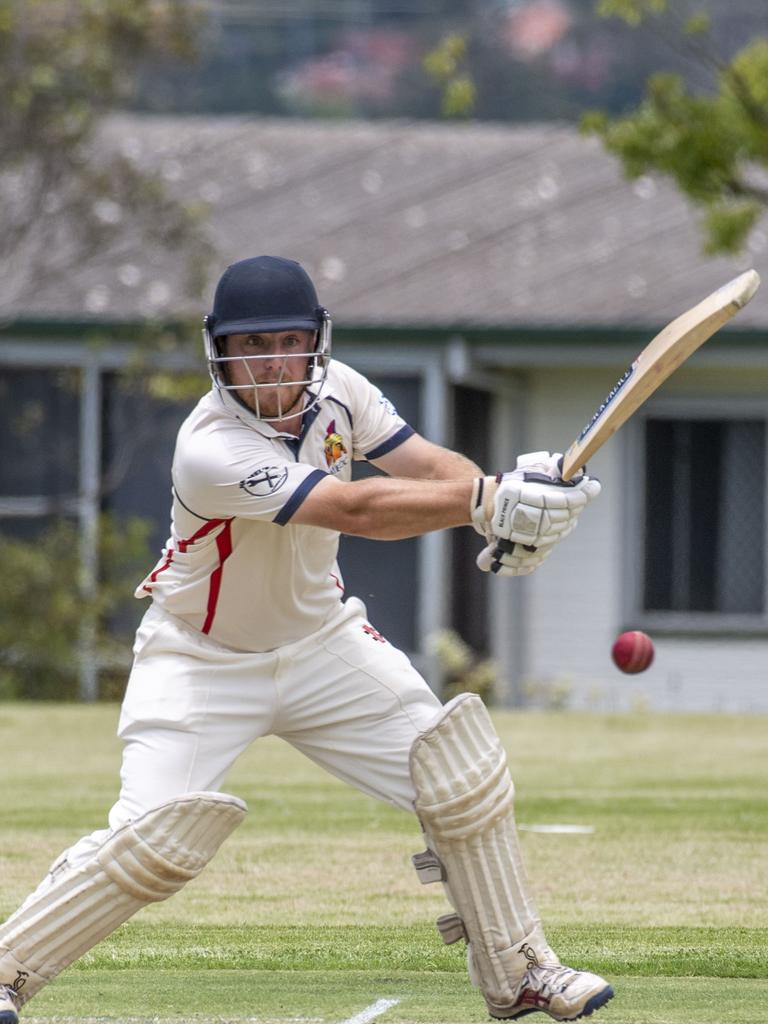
[323,420,349,474]
[240,465,289,496]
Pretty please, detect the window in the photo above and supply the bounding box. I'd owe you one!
[101,373,198,556]
[0,368,79,511]
[642,416,766,621]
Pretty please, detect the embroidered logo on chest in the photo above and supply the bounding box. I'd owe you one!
[323,419,349,474]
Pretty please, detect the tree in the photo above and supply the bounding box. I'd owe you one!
[0,516,152,700]
[0,0,211,319]
[0,2,214,699]
[422,1,766,254]
[582,0,768,254]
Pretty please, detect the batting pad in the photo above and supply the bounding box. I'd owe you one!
[410,694,557,1016]
[0,791,247,1006]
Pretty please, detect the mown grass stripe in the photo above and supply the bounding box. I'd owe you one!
[71,923,768,978]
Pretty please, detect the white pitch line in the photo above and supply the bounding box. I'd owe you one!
[338,997,400,1024]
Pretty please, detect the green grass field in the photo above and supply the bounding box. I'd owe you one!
[1,703,766,1023]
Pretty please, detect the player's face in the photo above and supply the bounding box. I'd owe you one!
[223,330,314,419]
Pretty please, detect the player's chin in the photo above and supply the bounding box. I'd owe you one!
[256,386,304,418]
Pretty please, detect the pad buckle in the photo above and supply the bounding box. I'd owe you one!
[412,848,445,884]
[436,913,468,945]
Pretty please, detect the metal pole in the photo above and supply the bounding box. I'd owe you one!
[78,357,102,701]
[489,385,527,706]
[418,354,450,694]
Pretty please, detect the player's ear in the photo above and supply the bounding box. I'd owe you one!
[214,335,230,384]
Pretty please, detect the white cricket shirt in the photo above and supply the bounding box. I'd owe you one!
[136,360,414,651]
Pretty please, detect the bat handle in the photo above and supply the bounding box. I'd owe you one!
[559,452,582,482]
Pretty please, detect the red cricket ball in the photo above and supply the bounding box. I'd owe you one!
[611,630,654,674]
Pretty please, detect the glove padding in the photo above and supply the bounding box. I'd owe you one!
[471,450,601,548]
[476,537,552,577]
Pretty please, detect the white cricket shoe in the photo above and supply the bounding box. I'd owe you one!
[0,984,19,1024]
[491,962,614,1021]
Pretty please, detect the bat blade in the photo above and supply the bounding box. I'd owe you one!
[560,269,761,481]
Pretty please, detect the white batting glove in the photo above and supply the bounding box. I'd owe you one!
[470,450,601,548]
[476,537,552,577]
[511,450,565,481]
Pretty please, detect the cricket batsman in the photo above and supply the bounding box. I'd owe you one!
[0,256,610,1022]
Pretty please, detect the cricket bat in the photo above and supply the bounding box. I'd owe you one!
[560,268,761,481]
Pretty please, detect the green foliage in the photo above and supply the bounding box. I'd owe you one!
[684,11,711,35]
[596,0,667,25]
[145,368,211,403]
[427,628,495,702]
[423,33,475,118]
[422,32,468,81]
[0,0,212,318]
[0,0,196,150]
[0,516,152,700]
[703,201,762,255]
[442,75,476,119]
[586,2,768,254]
[727,39,768,137]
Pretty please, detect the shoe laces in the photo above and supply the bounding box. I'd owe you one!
[0,984,20,1007]
[525,962,576,999]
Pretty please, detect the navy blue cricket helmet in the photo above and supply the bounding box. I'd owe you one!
[203,256,332,420]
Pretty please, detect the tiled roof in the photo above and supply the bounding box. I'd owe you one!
[9,114,768,330]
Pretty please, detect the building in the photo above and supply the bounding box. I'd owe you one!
[1,115,767,710]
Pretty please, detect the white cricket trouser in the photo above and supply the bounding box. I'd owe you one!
[63,597,442,867]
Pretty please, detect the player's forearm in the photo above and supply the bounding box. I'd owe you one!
[373,436,483,481]
[415,446,483,481]
[342,477,474,539]
[294,475,474,539]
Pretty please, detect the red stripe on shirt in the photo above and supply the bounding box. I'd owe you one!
[142,547,176,592]
[178,518,229,553]
[143,518,230,594]
[202,520,233,635]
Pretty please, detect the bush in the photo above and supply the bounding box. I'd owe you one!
[427,628,496,704]
[0,515,152,700]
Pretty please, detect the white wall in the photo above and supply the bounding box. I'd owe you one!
[498,363,768,713]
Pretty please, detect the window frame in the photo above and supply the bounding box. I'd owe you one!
[624,394,768,636]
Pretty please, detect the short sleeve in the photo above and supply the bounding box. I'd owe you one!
[333,365,415,461]
[173,429,327,525]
